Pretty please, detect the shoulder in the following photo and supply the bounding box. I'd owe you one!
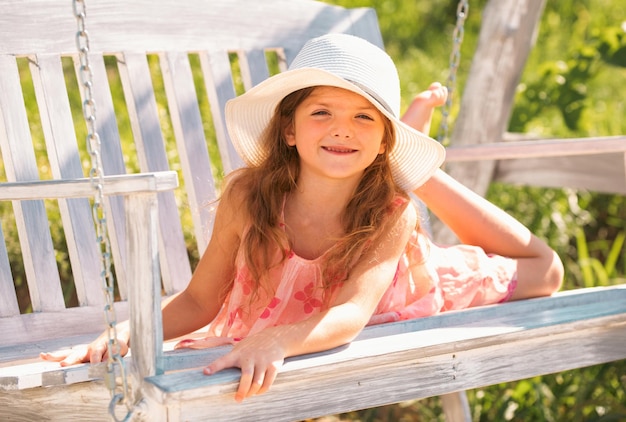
[387,194,418,232]
[214,171,252,237]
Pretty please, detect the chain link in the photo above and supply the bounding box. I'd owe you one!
[72,1,133,420]
[437,0,469,144]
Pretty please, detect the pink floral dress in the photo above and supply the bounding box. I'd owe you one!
[206,197,518,339]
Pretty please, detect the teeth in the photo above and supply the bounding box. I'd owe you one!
[324,146,354,152]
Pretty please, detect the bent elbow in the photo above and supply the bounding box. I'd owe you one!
[545,250,565,295]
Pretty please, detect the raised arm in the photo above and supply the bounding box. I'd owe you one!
[401,83,563,300]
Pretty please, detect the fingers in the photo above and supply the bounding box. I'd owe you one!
[204,351,281,402]
[40,338,129,367]
[236,362,255,402]
[40,347,90,366]
[40,349,73,362]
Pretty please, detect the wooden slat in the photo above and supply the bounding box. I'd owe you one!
[0,54,65,312]
[238,49,271,90]
[30,54,103,307]
[199,50,243,174]
[0,224,20,317]
[496,153,626,195]
[160,51,217,253]
[446,135,626,161]
[75,53,131,299]
[0,302,130,351]
[117,52,192,293]
[441,392,472,422]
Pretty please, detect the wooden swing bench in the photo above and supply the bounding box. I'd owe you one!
[1,1,625,421]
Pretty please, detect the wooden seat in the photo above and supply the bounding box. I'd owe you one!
[1,0,625,421]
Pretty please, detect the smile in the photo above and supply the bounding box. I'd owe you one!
[322,146,357,153]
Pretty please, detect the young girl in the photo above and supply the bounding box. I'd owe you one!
[42,33,563,402]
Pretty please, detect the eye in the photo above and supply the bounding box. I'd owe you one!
[311,109,330,116]
[356,113,375,121]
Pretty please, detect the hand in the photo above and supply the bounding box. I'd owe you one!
[202,331,286,402]
[40,332,129,366]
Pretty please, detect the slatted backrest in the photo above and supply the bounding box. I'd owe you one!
[0,0,383,346]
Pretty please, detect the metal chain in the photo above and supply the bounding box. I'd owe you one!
[437,0,469,144]
[72,1,133,420]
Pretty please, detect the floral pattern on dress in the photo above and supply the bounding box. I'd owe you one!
[260,297,281,319]
[294,282,323,314]
[205,195,518,340]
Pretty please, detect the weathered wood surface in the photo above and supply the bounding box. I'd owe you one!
[446,135,626,194]
[0,172,178,201]
[146,285,626,421]
[2,285,625,421]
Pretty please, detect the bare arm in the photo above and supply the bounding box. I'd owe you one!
[414,169,563,299]
[42,185,243,365]
[160,191,241,340]
[401,83,563,299]
[205,202,418,402]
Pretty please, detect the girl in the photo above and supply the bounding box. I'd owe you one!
[42,34,564,402]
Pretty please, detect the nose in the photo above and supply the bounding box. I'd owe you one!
[331,119,353,138]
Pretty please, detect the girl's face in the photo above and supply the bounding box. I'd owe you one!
[284,86,386,185]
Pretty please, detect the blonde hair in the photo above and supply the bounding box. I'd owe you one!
[222,86,412,302]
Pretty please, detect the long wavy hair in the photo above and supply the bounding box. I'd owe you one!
[221,86,412,302]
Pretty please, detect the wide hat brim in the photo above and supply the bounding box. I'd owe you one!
[225,67,446,191]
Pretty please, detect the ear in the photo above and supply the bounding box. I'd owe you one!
[284,123,296,146]
[378,139,386,155]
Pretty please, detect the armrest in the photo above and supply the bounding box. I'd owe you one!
[0,171,178,200]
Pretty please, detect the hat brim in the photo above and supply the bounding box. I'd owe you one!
[225,68,445,191]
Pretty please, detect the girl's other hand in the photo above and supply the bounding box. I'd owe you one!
[40,335,129,366]
[202,331,286,402]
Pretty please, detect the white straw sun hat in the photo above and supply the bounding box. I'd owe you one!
[225,33,446,191]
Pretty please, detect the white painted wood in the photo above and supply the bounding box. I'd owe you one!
[0,0,381,56]
[30,54,103,307]
[441,392,472,422]
[445,0,548,192]
[1,380,112,422]
[2,285,624,421]
[76,53,131,299]
[496,153,626,195]
[0,172,178,201]
[0,224,19,317]
[160,51,218,253]
[200,49,244,174]
[446,135,626,161]
[0,54,65,313]
[139,285,626,422]
[117,52,192,293]
[446,135,626,194]
[126,193,165,403]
